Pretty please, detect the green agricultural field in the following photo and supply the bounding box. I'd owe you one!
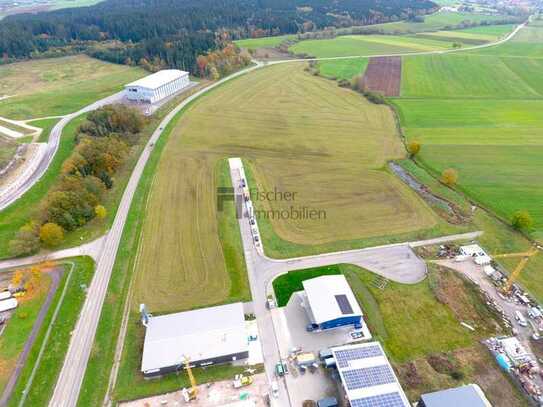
[0,55,146,119]
[401,54,543,98]
[289,34,454,58]
[412,28,505,45]
[457,24,515,36]
[133,62,438,311]
[317,58,368,80]
[234,34,295,50]
[396,22,543,239]
[467,21,543,57]
[363,11,512,34]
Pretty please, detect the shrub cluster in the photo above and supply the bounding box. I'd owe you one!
[9,105,145,257]
[196,43,252,80]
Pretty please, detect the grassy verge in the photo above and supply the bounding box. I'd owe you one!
[0,275,52,395]
[32,118,61,143]
[243,159,470,259]
[216,158,250,303]
[6,257,95,407]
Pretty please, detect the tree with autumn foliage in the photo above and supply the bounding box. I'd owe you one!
[441,168,458,186]
[40,223,65,246]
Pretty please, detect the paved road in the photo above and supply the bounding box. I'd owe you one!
[0,92,124,211]
[0,236,106,271]
[48,63,264,407]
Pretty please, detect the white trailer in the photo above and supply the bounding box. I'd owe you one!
[0,291,11,301]
[0,298,18,313]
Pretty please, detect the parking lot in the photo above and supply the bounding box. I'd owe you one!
[270,292,371,405]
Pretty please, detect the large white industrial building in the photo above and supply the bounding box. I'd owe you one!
[140,302,249,378]
[124,69,190,104]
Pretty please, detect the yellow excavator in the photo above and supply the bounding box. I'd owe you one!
[493,245,540,293]
[181,356,198,402]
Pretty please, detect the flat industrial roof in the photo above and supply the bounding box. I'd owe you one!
[125,69,189,90]
[332,342,409,407]
[420,384,491,407]
[141,302,248,373]
[303,275,362,324]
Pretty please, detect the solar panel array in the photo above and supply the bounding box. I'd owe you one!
[350,392,406,407]
[334,345,383,368]
[335,294,354,314]
[343,365,396,390]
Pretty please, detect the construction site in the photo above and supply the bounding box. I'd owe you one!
[433,242,543,405]
[119,374,269,407]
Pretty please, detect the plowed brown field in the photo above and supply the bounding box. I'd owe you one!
[361,56,402,96]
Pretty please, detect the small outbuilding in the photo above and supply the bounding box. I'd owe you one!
[125,69,190,103]
[141,302,249,378]
[301,275,363,331]
[418,384,492,407]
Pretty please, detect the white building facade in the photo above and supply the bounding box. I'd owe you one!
[125,69,190,103]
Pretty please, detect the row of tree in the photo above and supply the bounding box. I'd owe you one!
[9,105,145,256]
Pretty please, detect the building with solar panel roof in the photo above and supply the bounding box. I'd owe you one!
[331,342,410,407]
[301,275,363,331]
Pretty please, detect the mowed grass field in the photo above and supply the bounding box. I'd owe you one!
[395,22,543,239]
[365,11,512,34]
[134,63,437,310]
[289,34,456,58]
[234,34,295,50]
[0,55,146,119]
[317,58,368,80]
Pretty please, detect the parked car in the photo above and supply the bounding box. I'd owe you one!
[275,362,286,377]
[516,310,528,327]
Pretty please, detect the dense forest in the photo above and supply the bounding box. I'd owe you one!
[0,0,437,74]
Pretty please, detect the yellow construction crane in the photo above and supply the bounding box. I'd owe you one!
[493,246,540,293]
[181,356,198,402]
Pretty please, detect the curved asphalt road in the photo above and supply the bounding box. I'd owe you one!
[0,92,123,211]
[47,19,530,406]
